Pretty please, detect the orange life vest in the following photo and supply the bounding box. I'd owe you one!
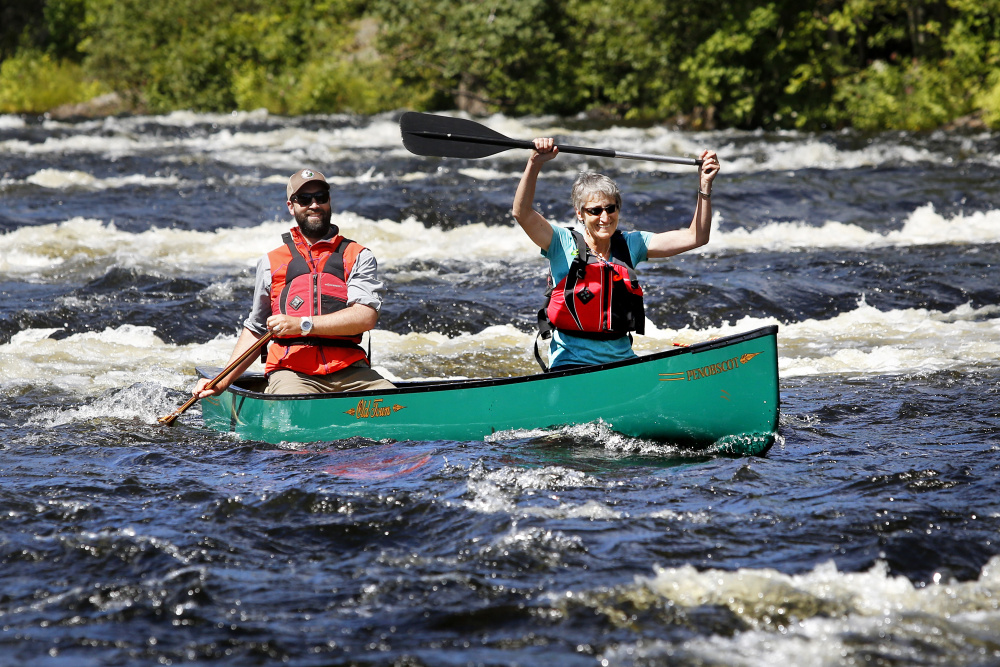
[265,228,368,376]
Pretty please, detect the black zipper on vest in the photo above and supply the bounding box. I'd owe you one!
[601,263,612,331]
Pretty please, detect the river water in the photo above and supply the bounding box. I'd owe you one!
[1,111,999,666]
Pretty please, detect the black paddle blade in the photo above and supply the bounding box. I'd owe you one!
[399,112,533,159]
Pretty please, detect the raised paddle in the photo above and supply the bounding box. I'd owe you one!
[158,331,274,426]
[399,111,703,167]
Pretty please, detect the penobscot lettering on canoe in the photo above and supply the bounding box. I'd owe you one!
[686,352,763,382]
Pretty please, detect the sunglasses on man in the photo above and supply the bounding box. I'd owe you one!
[292,191,330,206]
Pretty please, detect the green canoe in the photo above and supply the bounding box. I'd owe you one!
[198,325,779,456]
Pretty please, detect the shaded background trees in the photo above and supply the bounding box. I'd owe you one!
[2,0,999,130]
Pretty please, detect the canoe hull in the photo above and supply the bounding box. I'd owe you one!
[199,326,779,456]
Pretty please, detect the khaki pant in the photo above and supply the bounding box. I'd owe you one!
[266,363,395,395]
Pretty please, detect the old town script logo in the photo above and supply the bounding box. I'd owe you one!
[345,399,406,419]
[659,351,764,382]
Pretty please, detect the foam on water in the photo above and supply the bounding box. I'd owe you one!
[32,381,187,428]
[24,168,181,190]
[2,113,410,172]
[4,111,984,176]
[466,521,588,569]
[378,324,530,359]
[592,556,1000,666]
[3,202,996,285]
[520,499,623,520]
[0,213,540,281]
[1,132,145,160]
[1,325,236,397]
[0,217,284,279]
[487,419,700,459]
[0,114,27,130]
[35,108,272,133]
[723,135,943,173]
[777,301,1000,377]
[464,461,600,516]
[457,166,512,181]
[709,204,1000,251]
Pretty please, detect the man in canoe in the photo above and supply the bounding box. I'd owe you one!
[512,138,721,371]
[192,168,394,398]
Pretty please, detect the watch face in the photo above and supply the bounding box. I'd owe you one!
[301,319,312,333]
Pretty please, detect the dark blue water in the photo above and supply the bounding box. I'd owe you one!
[1,112,999,665]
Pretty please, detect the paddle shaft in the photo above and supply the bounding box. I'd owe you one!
[158,331,274,426]
[408,129,702,167]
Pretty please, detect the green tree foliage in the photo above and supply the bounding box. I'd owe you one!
[374,0,577,114]
[2,0,43,59]
[79,0,413,114]
[2,0,999,129]
[0,0,99,113]
[559,0,694,121]
[81,0,237,111]
[0,49,104,113]
[944,0,1000,126]
[372,0,1000,129]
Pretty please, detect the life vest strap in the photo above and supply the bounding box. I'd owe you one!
[533,330,550,373]
[271,336,364,349]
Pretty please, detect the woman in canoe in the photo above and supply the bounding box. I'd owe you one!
[512,137,720,371]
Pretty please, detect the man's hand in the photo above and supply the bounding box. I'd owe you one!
[266,314,301,337]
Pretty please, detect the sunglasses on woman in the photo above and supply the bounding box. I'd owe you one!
[292,191,330,205]
[581,204,618,216]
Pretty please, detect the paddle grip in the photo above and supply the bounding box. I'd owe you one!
[562,145,700,166]
[554,143,617,159]
[614,150,702,166]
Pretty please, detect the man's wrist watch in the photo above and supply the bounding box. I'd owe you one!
[300,317,313,334]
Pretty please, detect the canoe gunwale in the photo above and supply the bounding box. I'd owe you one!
[197,325,779,402]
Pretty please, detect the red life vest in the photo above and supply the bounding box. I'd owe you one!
[539,229,645,341]
[265,228,369,376]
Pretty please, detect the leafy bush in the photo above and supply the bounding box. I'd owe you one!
[374,0,576,115]
[79,0,411,114]
[0,49,104,113]
[835,59,966,131]
[233,57,414,115]
[978,71,1000,128]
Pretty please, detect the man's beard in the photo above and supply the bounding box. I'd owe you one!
[295,207,333,239]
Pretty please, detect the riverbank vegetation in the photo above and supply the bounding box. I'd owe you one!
[2,0,999,130]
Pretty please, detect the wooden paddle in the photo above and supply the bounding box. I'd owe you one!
[399,111,703,166]
[158,331,273,426]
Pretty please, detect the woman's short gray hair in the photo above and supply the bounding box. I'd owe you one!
[571,172,622,212]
